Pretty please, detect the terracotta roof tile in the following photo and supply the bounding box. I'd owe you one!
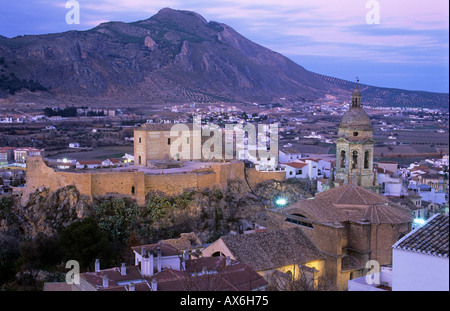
[284,184,413,224]
[393,214,449,258]
[219,227,324,271]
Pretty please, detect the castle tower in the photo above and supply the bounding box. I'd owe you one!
[335,84,376,190]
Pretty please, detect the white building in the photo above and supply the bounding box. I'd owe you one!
[281,162,309,179]
[75,160,102,169]
[348,266,393,291]
[278,148,305,163]
[69,142,80,149]
[101,158,122,167]
[416,184,447,205]
[392,214,449,291]
[279,159,319,180]
[14,148,44,163]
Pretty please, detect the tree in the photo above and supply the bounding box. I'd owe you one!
[94,198,142,264]
[59,217,111,271]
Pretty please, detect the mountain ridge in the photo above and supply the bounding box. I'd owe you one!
[0,8,448,108]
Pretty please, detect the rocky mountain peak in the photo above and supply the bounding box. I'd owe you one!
[0,8,447,108]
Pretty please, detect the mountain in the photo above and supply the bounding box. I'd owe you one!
[0,8,448,108]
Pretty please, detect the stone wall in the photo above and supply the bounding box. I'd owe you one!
[24,157,282,205]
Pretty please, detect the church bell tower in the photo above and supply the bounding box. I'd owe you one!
[335,84,376,190]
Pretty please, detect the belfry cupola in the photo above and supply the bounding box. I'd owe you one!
[351,84,362,107]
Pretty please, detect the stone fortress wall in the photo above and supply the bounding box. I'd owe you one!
[24,156,285,205]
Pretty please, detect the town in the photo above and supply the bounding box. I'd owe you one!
[0,85,448,292]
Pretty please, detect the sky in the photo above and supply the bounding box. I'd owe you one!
[0,0,448,93]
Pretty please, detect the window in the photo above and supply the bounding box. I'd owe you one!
[340,150,346,168]
[138,156,141,165]
[167,138,171,145]
[285,214,314,229]
[187,137,190,144]
[352,151,358,169]
[364,150,370,169]
[131,186,135,194]
[139,137,142,144]
[211,251,225,257]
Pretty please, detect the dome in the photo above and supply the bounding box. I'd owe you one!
[339,107,372,130]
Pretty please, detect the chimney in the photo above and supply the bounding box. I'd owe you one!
[121,263,127,276]
[202,266,207,275]
[129,282,135,291]
[225,256,231,266]
[183,250,189,261]
[151,279,157,291]
[95,259,100,272]
[156,246,162,273]
[102,275,109,287]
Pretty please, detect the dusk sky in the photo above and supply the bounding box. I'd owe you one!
[1,0,448,93]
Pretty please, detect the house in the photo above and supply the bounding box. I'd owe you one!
[14,148,44,163]
[0,147,15,164]
[1,185,13,195]
[68,243,267,291]
[69,142,80,149]
[419,173,445,192]
[307,157,333,179]
[159,232,203,257]
[278,148,305,163]
[279,159,319,180]
[376,166,406,197]
[201,227,325,289]
[392,213,449,291]
[416,184,447,205]
[75,160,102,169]
[101,158,122,167]
[281,162,309,179]
[56,158,76,170]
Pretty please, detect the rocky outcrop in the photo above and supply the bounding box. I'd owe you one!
[3,186,93,237]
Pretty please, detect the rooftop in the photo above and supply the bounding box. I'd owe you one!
[218,227,324,271]
[284,184,413,225]
[393,213,449,258]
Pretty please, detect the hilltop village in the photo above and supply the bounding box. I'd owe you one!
[0,86,448,292]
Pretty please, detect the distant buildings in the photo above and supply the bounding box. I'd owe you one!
[0,147,15,165]
[14,148,44,164]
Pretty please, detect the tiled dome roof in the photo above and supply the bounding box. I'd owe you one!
[339,107,372,130]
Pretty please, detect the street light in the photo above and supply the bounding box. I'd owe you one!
[275,197,287,207]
